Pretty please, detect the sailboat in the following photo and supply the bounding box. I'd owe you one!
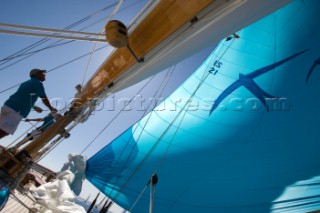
[1,0,320,212]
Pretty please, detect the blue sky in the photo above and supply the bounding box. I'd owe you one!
[0,0,215,209]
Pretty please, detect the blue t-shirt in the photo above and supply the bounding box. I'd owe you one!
[38,115,55,131]
[4,77,47,117]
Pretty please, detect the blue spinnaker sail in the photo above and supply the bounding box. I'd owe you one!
[0,183,9,211]
[86,0,320,212]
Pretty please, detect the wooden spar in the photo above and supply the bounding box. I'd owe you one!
[3,115,75,176]
[0,0,215,177]
[25,0,214,156]
[76,0,214,109]
[27,0,214,156]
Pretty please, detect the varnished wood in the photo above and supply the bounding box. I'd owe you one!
[78,0,214,108]
[0,0,215,176]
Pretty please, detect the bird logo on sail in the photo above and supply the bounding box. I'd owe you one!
[306,57,320,82]
[210,49,309,114]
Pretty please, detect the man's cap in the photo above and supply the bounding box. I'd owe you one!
[30,68,46,77]
[75,84,82,90]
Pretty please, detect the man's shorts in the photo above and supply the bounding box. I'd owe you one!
[28,129,42,140]
[0,105,23,135]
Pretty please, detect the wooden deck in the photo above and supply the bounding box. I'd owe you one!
[1,190,39,213]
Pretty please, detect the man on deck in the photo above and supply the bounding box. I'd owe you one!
[0,68,57,139]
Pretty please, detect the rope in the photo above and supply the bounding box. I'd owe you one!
[6,120,40,148]
[0,2,119,66]
[35,121,79,162]
[109,0,124,22]
[130,66,211,212]
[163,39,238,212]
[70,66,174,168]
[0,0,147,105]
[0,1,126,93]
[0,45,108,94]
[125,38,237,211]
[154,38,238,173]
[127,0,156,30]
[0,40,73,64]
[0,1,145,96]
[79,74,157,155]
[95,67,174,209]
[47,45,108,74]
[80,30,104,87]
[81,0,124,86]
[129,182,149,211]
[79,0,122,87]
[100,66,175,199]
[128,174,158,212]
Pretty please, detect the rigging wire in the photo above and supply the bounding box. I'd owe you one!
[81,33,104,87]
[109,55,215,211]
[109,0,124,22]
[127,0,156,30]
[0,39,78,73]
[68,0,144,87]
[123,38,237,211]
[80,65,174,156]
[79,75,156,155]
[30,106,73,162]
[0,3,119,98]
[154,40,235,172]
[0,40,74,62]
[100,66,175,203]
[0,2,119,66]
[81,0,124,87]
[0,4,116,71]
[0,0,143,69]
[35,122,77,163]
[5,122,37,148]
[160,40,239,212]
[0,38,51,64]
[0,44,108,94]
[128,74,211,211]
[48,45,108,74]
[80,65,175,156]
[0,0,144,94]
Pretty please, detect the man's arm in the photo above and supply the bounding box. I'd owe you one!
[33,106,43,113]
[25,118,43,122]
[33,81,57,113]
[41,96,57,112]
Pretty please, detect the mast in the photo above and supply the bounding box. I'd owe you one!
[0,0,292,194]
[0,0,214,186]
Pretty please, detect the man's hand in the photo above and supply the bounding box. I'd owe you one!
[33,106,43,113]
[49,107,58,113]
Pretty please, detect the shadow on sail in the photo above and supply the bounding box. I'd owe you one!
[85,0,320,212]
